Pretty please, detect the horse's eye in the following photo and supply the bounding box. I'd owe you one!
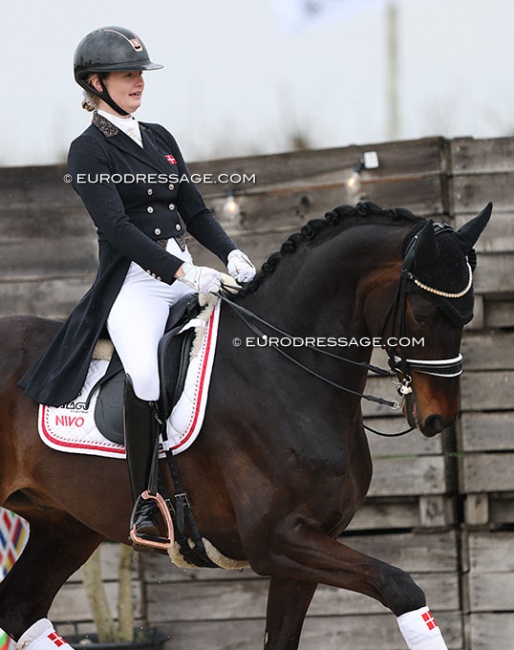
[416,314,429,326]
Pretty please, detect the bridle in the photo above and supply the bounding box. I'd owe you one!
[378,223,470,399]
[218,223,472,437]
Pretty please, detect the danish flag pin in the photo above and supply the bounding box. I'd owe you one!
[165,155,177,165]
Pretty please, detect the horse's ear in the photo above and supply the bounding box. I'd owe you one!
[413,219,439,268]
[456,202,493,253]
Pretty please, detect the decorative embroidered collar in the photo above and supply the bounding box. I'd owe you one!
[92,111,118,138]
[92,111,146,143]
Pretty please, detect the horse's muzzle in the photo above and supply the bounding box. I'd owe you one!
[420,413,448,437]
[403,392,455,437]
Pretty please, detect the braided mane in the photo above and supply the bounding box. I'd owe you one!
[236,201,422,298]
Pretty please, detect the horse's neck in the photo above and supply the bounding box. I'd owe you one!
[240,223,404,341]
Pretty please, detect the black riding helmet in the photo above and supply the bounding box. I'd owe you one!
[74,26,163,116]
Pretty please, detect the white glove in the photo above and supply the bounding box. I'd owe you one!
[227,249,256,283]
[177,262,222,294]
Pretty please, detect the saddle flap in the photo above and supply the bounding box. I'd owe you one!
[94,375,124,445]
[166,295,200,331]
[158,328,196,420]
[94,325,196,444]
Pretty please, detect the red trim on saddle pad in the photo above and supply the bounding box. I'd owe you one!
[38,302,221,458]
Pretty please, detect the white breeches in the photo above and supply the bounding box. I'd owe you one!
[107,239,195,401]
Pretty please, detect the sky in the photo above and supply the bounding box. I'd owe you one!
[2,0,514,167]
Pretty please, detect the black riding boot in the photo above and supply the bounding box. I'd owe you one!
[123,375,162,540]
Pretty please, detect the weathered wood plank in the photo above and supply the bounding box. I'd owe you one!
[0,207,94,239]
[461,331,514,370]
[451,137,514,174]
[468,573,514,612]
[154,611,462,650]
[368,455,447,497]
[460,453,514,493]
[489,495,514,524]
[347,498,424,531]
[468,613,514,650]
[346,531,458,571]
[202,176,445,235]
[190,137,447,196]
[464,493,490,526]
[146,573,459,621]
[460,370,514,411]
[459,412,514,452]
[485,298,514,328]
[49,580,143,622]
[0,278,92,319]
[451,172,513,213]
[472,253,514,294]
[0,165,78,215]
[467,531,514,573]
[0,237,98,278]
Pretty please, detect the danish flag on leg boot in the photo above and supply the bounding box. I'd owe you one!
[397,606,448,649]
[15,619,74,650]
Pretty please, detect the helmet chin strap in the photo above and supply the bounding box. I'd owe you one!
[95,75,130,117]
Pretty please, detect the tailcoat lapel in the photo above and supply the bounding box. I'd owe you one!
[92,112,174,176]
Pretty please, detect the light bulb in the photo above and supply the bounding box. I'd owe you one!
[222,191,240,221]
[346,170,361,193]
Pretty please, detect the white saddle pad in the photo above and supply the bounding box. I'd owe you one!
[38,301,221,458]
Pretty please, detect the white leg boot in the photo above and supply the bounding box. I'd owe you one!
[15,619,74,650]
[397,606,448,649]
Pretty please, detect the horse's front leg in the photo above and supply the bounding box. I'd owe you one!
[250,517,448,650]
[264,575,317,650]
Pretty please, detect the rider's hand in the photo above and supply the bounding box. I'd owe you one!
[176,263,222,294]
[227,249,256,283]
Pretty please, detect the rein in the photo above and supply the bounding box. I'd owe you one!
[218,292,413,437]
[218,221,472,438]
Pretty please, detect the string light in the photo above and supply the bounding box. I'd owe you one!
[345,151,379,196]
[346,161,365,194]
[221,188,240,221]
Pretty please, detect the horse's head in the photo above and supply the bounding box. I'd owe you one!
[366,203,492,437]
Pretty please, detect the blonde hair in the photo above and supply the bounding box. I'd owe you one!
[81,72,107,112]
[82,93,97,112]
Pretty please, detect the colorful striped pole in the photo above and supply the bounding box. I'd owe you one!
[0,510,29,650]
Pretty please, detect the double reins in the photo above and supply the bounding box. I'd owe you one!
[218,293,398,408]
[218,221,473,438]
[218,292,413,437]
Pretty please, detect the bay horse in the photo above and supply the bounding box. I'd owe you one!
[0,201,490,650]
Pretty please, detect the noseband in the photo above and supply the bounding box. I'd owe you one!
[380,224,471,397]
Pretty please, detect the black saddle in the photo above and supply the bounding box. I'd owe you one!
[93,295,201,445]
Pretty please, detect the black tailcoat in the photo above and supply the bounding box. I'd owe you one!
[19,113,236,406]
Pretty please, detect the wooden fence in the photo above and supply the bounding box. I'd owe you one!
[1,135,513,649]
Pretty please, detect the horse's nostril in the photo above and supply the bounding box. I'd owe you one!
[423,414,446,436]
